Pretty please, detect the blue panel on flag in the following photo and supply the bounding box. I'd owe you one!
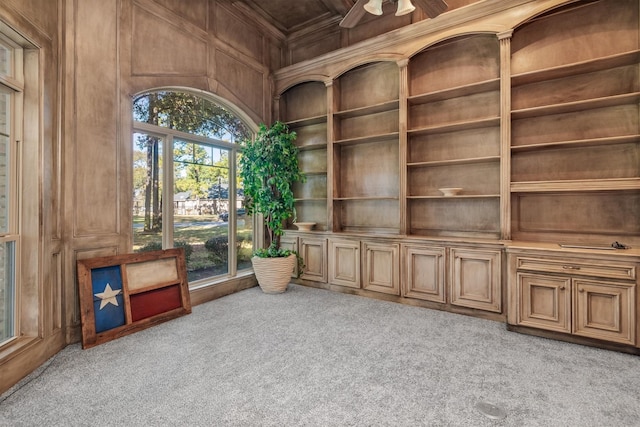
[91,265,126,333]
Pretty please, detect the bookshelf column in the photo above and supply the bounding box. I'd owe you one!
[498,30,513,240]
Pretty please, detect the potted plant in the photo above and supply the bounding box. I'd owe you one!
[239,121,306,293]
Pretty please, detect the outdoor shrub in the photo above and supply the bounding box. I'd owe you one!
[205,235,228,264]
[136,240,193,264]
[174,240,194,264]
[136,241,163,253]
[205,235,251,265]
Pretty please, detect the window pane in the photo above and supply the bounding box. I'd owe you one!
[0,89,10,234]
[132,132,163,252]
[174,139,229,281]
[0,87,9,135]
[0,40,10,76]
[0,240,15,344]
[132,92,250,141]
[237,151,252,271]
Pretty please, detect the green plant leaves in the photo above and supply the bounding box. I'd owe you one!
[239,121,306,254]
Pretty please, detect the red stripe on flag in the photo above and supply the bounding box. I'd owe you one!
[130,284,182,322]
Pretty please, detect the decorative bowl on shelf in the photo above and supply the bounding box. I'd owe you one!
[294,222,316,231]
[439,187,463,197]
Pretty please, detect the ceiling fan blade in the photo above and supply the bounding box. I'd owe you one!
[340,0,369,28]
[413,0,448,18]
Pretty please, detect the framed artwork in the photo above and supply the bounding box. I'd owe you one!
[77,248,191,349]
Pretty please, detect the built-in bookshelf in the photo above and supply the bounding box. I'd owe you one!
[510,0,640,245]
[407,34,501,238]
[279,81,329,231]
[332,61,400,234]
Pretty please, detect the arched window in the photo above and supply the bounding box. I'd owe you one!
[132,90,254,284]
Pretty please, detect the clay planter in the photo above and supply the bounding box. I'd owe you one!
[251,254,296,294]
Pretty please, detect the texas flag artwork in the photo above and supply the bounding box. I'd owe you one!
[91,265,126,333]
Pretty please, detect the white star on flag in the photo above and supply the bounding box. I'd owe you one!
[94,283,122,310]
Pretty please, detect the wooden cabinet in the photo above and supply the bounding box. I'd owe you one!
[299,237,327,283]
[510,0,640,246]
[280,81,328,231]
[407,34,501,239]
[510,249,638,346]
[273,0,640,350]
[402,244,445,303]
[328,238,360,288]
[516,272,571,333]
[573,278,635,345]
[362,241,400,295]
[332,61,400,234]
[450,247,502,312]
[280,235,299,278]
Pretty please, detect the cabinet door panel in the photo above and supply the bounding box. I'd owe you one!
[573,279,635,345]
[300,237,327,283]
[280,236,298,278]
[451,248,501,312]
[363,242,400,295]
[517,273,571,333]
[328,239,360,288]
[403,245,446,303]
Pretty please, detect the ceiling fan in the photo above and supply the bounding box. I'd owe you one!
[340,0,448,28]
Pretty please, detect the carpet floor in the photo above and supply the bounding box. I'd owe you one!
[1,284,639,426]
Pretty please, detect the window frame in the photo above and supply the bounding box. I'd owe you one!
[132,91,258,287]
[0,28,24,349]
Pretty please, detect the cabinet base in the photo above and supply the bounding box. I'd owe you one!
[292,278,506,323]
[506,324,640,356]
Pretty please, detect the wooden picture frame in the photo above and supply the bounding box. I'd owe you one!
[77,248,191,349]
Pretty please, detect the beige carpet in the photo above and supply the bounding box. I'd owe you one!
[1,284,639,426]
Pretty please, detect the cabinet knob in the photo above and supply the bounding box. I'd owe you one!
[559,286,565,290]
[562,265,581,270]
[578,288,585,293]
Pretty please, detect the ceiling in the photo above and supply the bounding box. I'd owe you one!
[229,0,354,36]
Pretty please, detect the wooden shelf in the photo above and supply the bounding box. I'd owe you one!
[297,143,327,151]
[334,131,399,146]
[408,117,500,136]
[408,78,500,105]
[285,114,327,128]
[511,50,640,87]
[511,135,640,152]
[407,194,500,199]
[301,171,327,176]
[511,178,640,193]
[294,197,327,202]
[407,156,500,168]
[334,99,399,119]
[334,196,399,201]
[511,93,640,120]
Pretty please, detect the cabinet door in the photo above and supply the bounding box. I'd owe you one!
[450,248,501,312]
[299,237,327,283]
[573,279,636,345]
[362,242,400,295]
[402,245,446,303]
[280,236,298,278]
[328,239,360,288]
[517,272,571,333]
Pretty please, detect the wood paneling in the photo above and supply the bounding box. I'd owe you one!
[214,5,264,62]
[151,0,208,30]
[74,0,119,235]
[131,4,207,76]
[215,50,265,118]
